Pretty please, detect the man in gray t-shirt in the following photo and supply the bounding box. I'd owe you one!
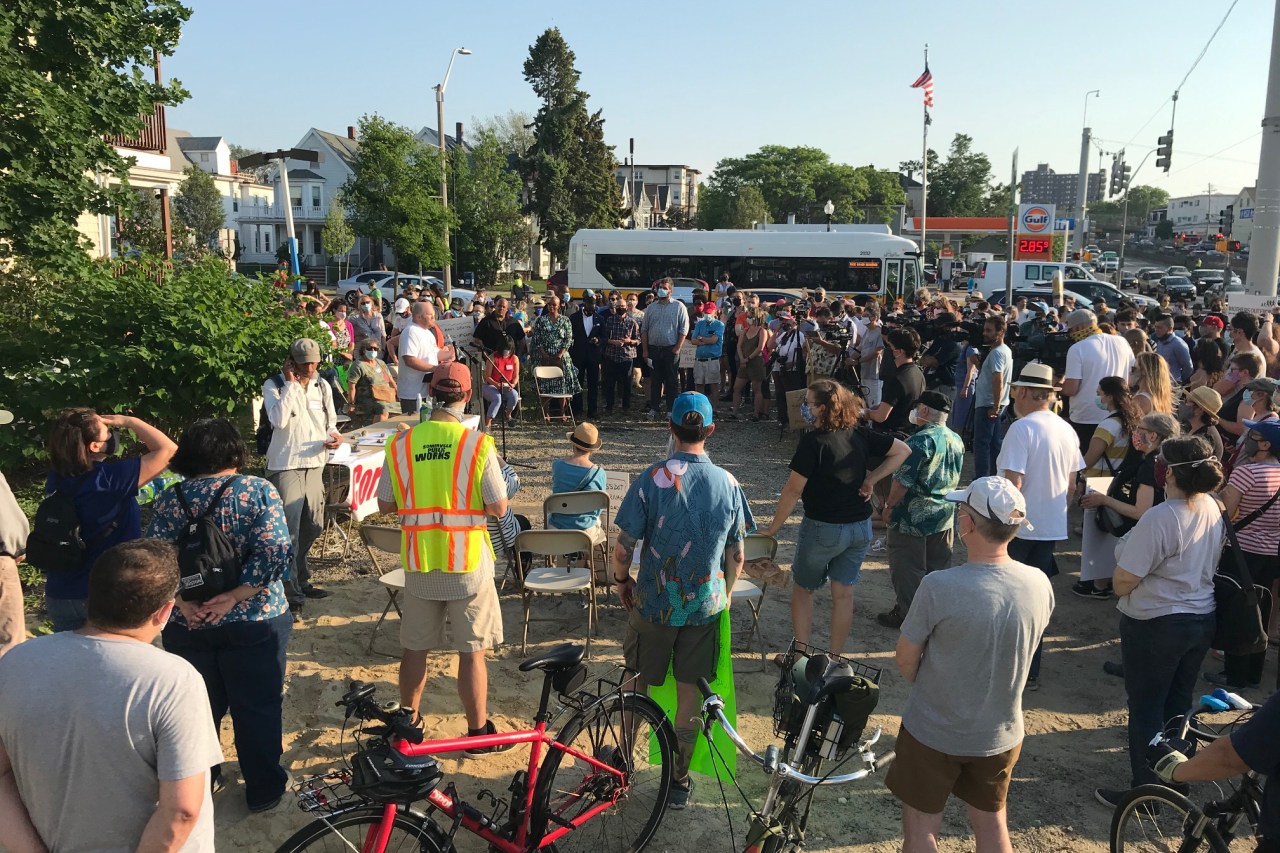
[886,477,1054,852]
[0,540,222,853]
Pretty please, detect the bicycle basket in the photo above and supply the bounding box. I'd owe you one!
[349,741,443,804]
[771,640,881,761]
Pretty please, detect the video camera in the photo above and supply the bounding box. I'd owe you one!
[1013,328,1072,377]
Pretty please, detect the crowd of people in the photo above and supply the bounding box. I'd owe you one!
[2,269,1280,853]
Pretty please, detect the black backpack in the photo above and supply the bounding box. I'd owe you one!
[26,488,92,574]
[174,478,242,602]
[256,373,286,455]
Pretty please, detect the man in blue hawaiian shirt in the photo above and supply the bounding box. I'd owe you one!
[612,392,753,810]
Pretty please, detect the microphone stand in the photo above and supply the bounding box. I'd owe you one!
[472,343,535,469]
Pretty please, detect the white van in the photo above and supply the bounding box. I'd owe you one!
[966,261,1097,297]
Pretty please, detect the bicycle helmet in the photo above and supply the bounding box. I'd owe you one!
[349,742,443,803]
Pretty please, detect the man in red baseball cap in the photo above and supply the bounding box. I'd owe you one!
[379,356,513,754]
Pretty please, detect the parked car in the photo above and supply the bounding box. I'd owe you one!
[1166,265,1191,278]
[1137,269,1166,295]
[335,271,395,306]
[1158,275,1197,301]
[1061,278,1158,309]
[989,287,1095,311]
[336,273,427,315]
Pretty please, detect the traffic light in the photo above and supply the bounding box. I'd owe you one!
[1219,209,1228,231]
[1224,206,1234,236]
[1156,131,1173,172]
[1228,240,1243,252]
[1109,156,1122,196]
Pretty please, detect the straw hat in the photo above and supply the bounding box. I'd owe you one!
[1010,362,1060,389]
[567,422,602,451]
[1184,386,1222,422]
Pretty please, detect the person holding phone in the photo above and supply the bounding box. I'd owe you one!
[263,338,340,615]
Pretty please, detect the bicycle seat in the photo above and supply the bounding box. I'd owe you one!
[518,643,585,673]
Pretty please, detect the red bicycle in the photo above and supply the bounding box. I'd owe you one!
[275,643,675,853]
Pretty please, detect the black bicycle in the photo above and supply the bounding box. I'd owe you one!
[1110,701,1262,852]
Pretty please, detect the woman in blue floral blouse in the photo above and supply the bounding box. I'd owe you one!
[145,418,295,813]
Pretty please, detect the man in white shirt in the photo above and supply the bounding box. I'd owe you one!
[1061,308,1136,453]
[857,307,885,407]
[264,337,340,612]
[996,362,1085,690]
[398,301,442,415]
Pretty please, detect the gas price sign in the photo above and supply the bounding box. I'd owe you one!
[1015,237,1053,260]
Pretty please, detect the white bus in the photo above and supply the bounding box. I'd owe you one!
[567,228,922,298]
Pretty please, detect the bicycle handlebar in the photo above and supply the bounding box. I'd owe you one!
[338,682,424,744]
[697,682,891,786]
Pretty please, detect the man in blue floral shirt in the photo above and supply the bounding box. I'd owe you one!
[876,391,965,629]
[612,392,753,809]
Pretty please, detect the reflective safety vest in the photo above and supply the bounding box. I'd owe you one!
[385,419,494,573]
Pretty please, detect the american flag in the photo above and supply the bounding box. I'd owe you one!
[911,66,934,108]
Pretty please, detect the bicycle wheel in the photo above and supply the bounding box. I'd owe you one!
[1110,784,1228,853]
[534,691,674,853]
[274,806,446,853]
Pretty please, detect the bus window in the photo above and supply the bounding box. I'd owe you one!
[884,259,901,297]
[844,259,882,293]
[794,257,841,291]
[595,254,648,287]
[902,257,920,295]
[744,257,792,288]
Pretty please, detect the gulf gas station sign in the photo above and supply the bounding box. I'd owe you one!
[1016,203,1056,260]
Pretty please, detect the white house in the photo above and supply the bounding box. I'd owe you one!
[614,163,698,227]
[1165,192,1234,240]
[1230,186,1256,245]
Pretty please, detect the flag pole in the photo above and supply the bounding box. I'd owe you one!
[920,43,929,274]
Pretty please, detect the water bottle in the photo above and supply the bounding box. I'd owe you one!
[419,399,432,423]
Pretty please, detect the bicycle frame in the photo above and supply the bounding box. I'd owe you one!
[355,722,625,853]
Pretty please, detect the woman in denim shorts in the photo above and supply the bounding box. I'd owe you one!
[762,379,910,653]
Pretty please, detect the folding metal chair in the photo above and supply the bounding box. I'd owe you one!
[360,524,405,657]
[533,365,576,425]
[733,532,779,670]
[317,463,357,560]
[542,490,610,584]
[513,529,597,658]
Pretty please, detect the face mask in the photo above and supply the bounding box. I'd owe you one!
[101,431,120,457]
[360,304,372,313]
[335,314,347,322]
[1174,330,1187,338]
[364,349,378,359]
[908,409,922,426]
[658,289,671,300]
[1244,391,1256,407]
[1095,395,1106,410]
[615,305,626,315]
[732,298,742,307]
[800,401,817,425]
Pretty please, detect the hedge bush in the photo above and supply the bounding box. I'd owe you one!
[0,256,325,468]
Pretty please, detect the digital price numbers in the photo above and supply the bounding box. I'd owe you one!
[1015,237,1053,260]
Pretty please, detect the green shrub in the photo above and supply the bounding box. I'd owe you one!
[0,255,325,468]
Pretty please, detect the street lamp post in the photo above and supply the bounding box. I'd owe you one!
[824,199,834,232]
[1074,89,1101,254]
[435,47,471,294]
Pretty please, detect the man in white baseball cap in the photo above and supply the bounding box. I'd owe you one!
[886,476,1054,853]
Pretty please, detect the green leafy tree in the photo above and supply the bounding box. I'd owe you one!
[116,190,169,256]
[321,192,356,277]
[450,131,532,287]
[1119,185,1169,229]
[471,110,535,159]
[901,135,996,218]
[0,0,191,268]
[228,142,271,182]
[521,28,621,264]
[0,256,321,467]
[341,114,450,273]
[173,165,225,254]
[1154,219,1174,240]
[728,184,769,229]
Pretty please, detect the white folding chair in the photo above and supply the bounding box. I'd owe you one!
[514,529,597,658]
[542,491,610,584]
[360,524,406,657]
[533,365,576,426]
[733,533,779,670]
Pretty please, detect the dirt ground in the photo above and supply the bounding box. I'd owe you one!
[204,408,1277,853]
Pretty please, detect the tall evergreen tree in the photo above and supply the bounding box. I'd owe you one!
[173,165,225,254]
[520,28,620,265]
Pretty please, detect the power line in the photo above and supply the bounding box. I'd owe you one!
[1123,0,1241,145]
[1168,131,1262,175]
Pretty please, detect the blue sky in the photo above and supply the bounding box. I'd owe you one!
[168,0,1273,200]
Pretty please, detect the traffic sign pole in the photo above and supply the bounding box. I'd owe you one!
[1245,0,1280,296]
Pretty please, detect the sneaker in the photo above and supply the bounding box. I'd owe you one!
[1203,671,1260,690]
[875,606,904,629]
[301,585,331,600]
[668,776,693,810]
[1024,676,1040,692]
[1094,788,1125,809]
[869,538,886,554]
[210,764,226,796]
[463,720,515,759]
[1071,581,1114,600]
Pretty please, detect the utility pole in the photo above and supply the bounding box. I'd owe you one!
[1006,148,1018,308]
[1075,89,1100,254]
[1246,0,1280,296]
[435,47,471,295]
